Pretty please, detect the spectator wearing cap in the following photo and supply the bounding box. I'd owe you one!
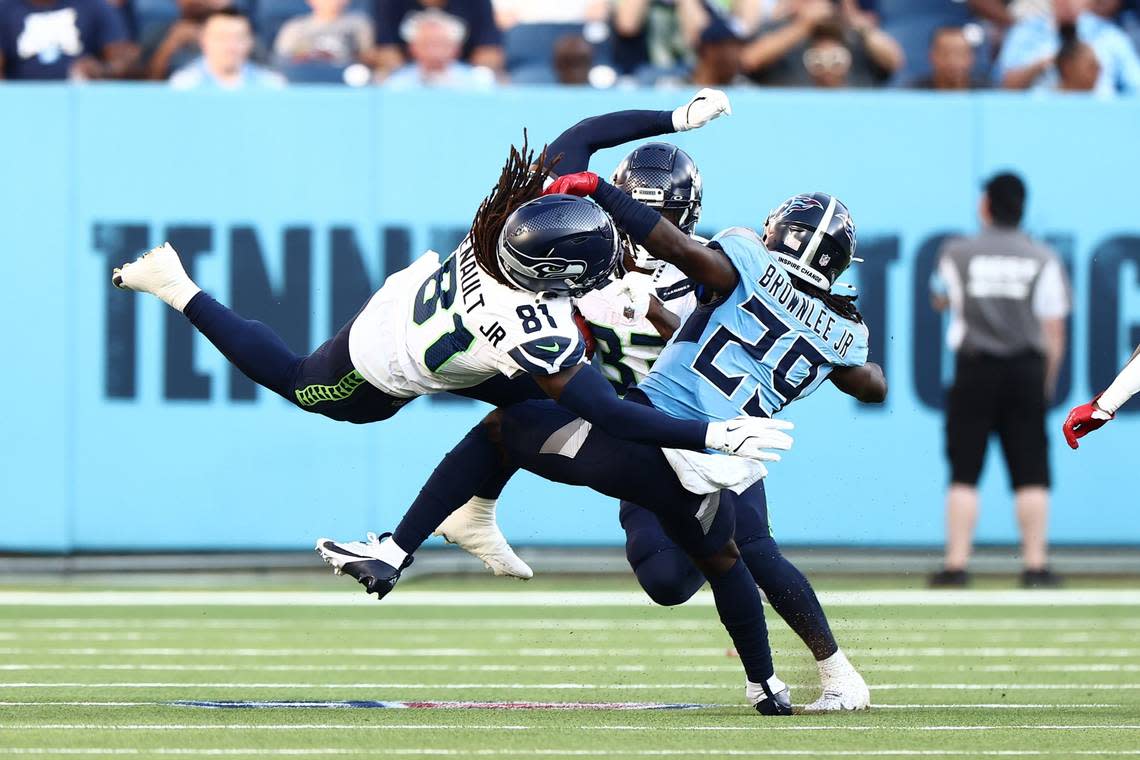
[274,0,375,67]
[929,173,1070,590]
[995,0,1140,94]
[169,8,284,88]
[373,0,502,77]
[383,7,494,87]
[912,26,986,90]
[0,0,138,79]
[691,3,747,85]
[740,0,902,87]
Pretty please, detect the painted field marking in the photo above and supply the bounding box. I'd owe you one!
[1,590,1139,607]
[3,724,1139,732]
[0,700,1129,710]
[3,682,1140,691]
[3,646,1139,658]
[3,749,1140,757]
[5,662,1138,676]
[5,617,1140,631]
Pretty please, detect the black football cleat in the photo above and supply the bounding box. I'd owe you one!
[754,687,793,716]
[315,532,413,601]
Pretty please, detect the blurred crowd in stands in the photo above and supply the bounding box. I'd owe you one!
[1,0,1139,95]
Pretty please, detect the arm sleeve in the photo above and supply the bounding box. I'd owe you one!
[546,110,675,175]
[1098,351,1140,414]
[557,363,709,450]
[1032,258,1070,320]
[590,179,663,242]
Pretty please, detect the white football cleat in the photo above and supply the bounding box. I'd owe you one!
[112,242,201,312]
[802,671,872,713]
[433,498,533,579]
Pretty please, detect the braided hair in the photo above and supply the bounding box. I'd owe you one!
[792,280,864,324]
[468,131,559,289]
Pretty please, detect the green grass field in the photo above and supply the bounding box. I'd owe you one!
[1,576,1138,759]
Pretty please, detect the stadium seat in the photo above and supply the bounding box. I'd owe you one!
[876,0,973,25]
[503,22,613,75]
[509,64,557,86]
[278,62,352,84]
[133,0,179,47]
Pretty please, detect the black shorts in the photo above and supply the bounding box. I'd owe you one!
[945,352,1050,489]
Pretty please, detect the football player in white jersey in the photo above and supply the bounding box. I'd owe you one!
[1064,344,1140,448]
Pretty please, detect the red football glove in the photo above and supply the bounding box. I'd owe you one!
[544,171,599,198]
[1062,398,1114,449]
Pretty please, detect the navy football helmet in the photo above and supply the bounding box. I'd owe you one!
[763,192,857,290]
[496,194,620,297]
[612,142,702,234]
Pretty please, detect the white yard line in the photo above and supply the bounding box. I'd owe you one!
[0,701,1129,709]
[5,618,1140,631]
[5,662,1138,675]
[1,590,1139,607]
[2,724,1138,732]
[3,750,1140,757]
[3,646,1139,658]
[4,682,1140,690]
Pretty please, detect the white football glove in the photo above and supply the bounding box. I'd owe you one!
[672,88,732,132]
[617,271,654,325]
[705,417,794,461]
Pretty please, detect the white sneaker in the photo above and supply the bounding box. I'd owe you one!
[802,671,871,713]
[432,498,533,579]
[112,242,201,312]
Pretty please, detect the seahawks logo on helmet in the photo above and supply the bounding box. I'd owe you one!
[495,195,620,298]
[530,258,587,279]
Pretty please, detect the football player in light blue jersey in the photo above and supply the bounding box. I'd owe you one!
[640,213,870,423]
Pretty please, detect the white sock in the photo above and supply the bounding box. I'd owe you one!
[817,649,856,682]
[164,281,202,314]
[466,497,497,522]
[745,674,787,705]
[375,537,410,568]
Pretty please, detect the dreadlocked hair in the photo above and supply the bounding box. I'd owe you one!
[792,279,864,324]
[469,130,560,289]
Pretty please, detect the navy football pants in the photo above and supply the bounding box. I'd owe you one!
[182,291,545,423]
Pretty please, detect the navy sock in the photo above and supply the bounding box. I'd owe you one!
[474,465,517,500]
[183,292,301,401]
[707,557,774,683]
[740,535,838,661]
[392,422,503,553]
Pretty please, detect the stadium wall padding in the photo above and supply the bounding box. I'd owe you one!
[2,85,1138,551]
